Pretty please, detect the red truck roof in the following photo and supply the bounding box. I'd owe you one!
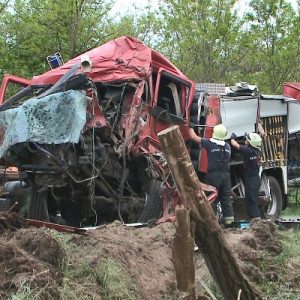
[283,82,300,101]
[31,36,188,85]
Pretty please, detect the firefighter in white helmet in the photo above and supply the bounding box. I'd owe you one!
[189,124,234,226]
[231,132,262,219]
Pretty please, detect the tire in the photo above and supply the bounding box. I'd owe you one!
[190,114,198,124]
[262,176,282,220]
[138,179,163,223]
[190,102,199,114]
[4,181,31,215]
[190,101,199,123]
[27,184,50,221]
[0,198,11,212]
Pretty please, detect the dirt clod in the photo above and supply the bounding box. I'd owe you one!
[0,212,26,233]
[0,227,65,299]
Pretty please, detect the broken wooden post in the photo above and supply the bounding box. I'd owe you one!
[158,125,262,300]
[172,206,196,299]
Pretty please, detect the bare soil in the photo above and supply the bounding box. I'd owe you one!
[0,213,298,299]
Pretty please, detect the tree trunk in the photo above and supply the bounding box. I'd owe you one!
[157,125,262,300]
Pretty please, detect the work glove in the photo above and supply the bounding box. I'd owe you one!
[230,132,237,139]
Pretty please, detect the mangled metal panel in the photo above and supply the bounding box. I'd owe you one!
[31,36,188,86]
[220,97,258,137]
[0,90,88,158]
[260,95,287,117]
[288,102,300,134]
[284,82,300,101]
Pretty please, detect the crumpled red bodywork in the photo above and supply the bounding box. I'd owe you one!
[0,36,218,226]
[31,36,188,86]
[283,82,300,101]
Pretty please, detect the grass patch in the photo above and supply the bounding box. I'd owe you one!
[259,230,300,299]
[281,187,300,217]
[199,276,220,300]
[48,232,138,299]
[64,259,139,299]
[49,233,101,300]
[94,259,138,300]
[9,283,46,300]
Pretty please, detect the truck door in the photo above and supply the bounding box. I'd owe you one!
[220,96,259,138]
[150,68,194,142]
[0,74,31,108]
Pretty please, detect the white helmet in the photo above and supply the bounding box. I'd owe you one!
[212,124,227,140]
[246,133,262,149]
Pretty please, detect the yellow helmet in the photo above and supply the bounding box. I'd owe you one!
[212,124,227,140]
[246,133,262,149]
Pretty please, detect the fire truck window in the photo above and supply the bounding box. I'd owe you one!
[157,79,182,117]
[141,81,150,103]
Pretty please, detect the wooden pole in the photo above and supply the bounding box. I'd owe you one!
[172,206,196,299]
[157,125,262,300]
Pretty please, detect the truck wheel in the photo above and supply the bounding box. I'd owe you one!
[190,96,200,123]
[3,181,31,215]
[138,179,163,223]
[0,198,11,211]
[264,176,282,220]
[27,184,50,222]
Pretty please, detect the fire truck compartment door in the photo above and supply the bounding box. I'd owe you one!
[260,99,287,117]
[288,102,300,134]
[220,97,258,138]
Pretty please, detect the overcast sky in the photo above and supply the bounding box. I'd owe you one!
[111,0,298,16]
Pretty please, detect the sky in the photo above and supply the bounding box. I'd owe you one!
[111,0,298,15]
[111,0,155,15]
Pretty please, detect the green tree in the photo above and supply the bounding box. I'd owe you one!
[0,0,162,80]
[0,0,9,14]
[1,0,114,78]
[156,0,242,84]
[0,0,10,78]
[240,0,300,93]
[108,4,162,48]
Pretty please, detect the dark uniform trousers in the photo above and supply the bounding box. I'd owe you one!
[244,173,261,219]
[205,170,234,220]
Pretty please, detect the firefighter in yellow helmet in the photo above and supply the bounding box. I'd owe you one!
[231,132,262,219]
[189,124,234,226]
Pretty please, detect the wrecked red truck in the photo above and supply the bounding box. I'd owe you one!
[0,36,197,226]
[0,36,288,226]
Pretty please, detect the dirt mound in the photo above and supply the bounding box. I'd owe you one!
[0,227,65,299]
[64,219,285,299]
[0,216,294,299]
[226,219,283,284]
[69,221,177,299]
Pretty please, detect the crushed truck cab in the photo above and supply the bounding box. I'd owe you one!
[0,37,291,226]
[0,36,198,226]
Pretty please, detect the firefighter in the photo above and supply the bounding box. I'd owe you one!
[230,132,262,219]
[189,124,234,226]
